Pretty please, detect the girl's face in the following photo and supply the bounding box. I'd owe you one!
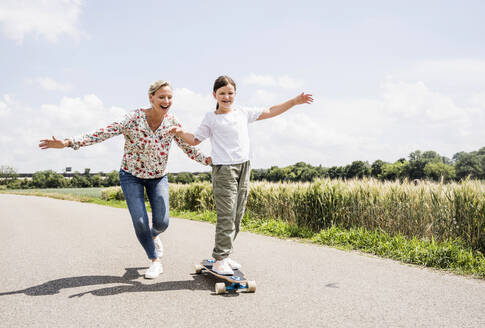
[149,86,173,111]
[213,84,235,110]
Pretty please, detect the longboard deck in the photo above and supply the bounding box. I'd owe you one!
[195,259,256,294]
[200,259,247,284]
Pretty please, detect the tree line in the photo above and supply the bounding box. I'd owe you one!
[252,147,485,183]
[1,147,485,188]
[0,169,212,189]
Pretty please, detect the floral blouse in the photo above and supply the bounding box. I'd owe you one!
[67,109,210,179]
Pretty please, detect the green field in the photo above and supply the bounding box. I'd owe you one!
[3,179,485,278]
[4,187,104,199]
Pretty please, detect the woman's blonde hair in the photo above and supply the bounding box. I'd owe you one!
[148,80,171,95]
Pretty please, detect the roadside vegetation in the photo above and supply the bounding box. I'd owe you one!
[3,146,485,189]
[3,177,485,278]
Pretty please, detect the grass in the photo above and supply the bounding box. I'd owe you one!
[171,209,485,278]
[1,188,128,208]
[2,187,485,278]
[2,187,104,200]
[169,179,485,253]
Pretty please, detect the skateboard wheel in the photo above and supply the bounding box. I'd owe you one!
[215,282,226,294]
[247,280,256,293]
[194,264,203,274]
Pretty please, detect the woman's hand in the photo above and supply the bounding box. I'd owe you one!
[39,136,69,149]
[205,157,212,165]
[168,127,184,136]
[171,127,200,146]
[294,92,314,105]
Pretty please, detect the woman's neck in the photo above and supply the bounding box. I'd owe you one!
[146,106,167,120]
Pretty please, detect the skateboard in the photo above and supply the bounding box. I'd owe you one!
[194,259,256,294]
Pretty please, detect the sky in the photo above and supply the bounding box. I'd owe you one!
[1,0,485,174]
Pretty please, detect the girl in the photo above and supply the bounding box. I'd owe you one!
[39,80,211,279]
[171,75,313,274]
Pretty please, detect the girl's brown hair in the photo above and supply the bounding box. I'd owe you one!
[213,75,236,109]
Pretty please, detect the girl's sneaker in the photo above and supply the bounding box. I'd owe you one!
[212,259,234,275]
[154,236,163,258]
[145,261,163,279]
[225,258,241,270]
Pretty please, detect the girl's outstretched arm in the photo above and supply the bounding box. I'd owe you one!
[257,92,313,121]
[169,127,201,146]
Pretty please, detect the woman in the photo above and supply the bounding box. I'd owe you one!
[39,80,211,279]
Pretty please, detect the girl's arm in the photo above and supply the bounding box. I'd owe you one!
[169,117,210,165]
[173,133,211,165]
[169,127,201,146]
[257,92,313,121]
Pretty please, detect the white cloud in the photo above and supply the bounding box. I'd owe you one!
[249,79,485,168]
[3,76,485,173]
[469,92,485,108]
[0,95,12,117]
[0,94,127,172]
[245,89,280,107]
[0,90,214,174]
[27,77,72,92]
[389,59,485,105]
[0,0,85,44]
[163,88,213,172]
[39,94,126,130]
[397,59,485,83]
[242,73,304,90]
[172,88,213,129]
[381,81,465,121]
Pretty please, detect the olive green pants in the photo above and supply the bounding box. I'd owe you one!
[211,161,251,260]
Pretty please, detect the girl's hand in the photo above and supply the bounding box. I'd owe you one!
[294,92,314,105]
[169,127,184,136]
[39,136,68,149]
[205,157,212,165]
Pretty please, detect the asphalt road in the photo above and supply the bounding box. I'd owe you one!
[1,194,484,327]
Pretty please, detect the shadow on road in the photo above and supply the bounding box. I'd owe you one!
[0,267,214,298]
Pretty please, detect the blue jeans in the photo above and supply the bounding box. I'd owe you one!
[119,170,169,260]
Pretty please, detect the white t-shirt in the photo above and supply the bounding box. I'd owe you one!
[194,107,264,165]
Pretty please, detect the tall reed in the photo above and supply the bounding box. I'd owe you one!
[167,178,485,252]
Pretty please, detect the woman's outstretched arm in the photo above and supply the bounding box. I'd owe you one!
[39,136,72,149]
[38,113,130,150]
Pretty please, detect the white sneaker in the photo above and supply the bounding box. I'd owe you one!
[145,261,163,279]
[212,259,234,275]
[154,236,163,258]
[225,258,241,270]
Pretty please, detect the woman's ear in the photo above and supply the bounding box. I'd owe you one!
[149,93,153,103]
[212,91,217,99]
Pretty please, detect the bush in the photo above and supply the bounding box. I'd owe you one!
[100,187,125,201]
[6,180,22,189]
[103,170,120,187]
[31,170,68,188]
[168,178,485,253]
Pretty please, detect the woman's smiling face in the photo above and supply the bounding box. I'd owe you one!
[149,86,173,111]
[213,84,235,111]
